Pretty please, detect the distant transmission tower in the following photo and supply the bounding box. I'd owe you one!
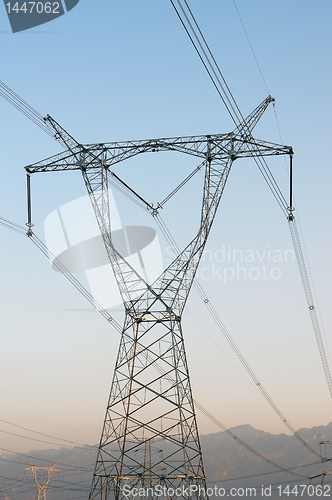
[25,96,292,500]
[319,441,332,461]
[25,463,58,500]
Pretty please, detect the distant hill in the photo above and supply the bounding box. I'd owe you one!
[201,422,332,495]
[1,422,332,499]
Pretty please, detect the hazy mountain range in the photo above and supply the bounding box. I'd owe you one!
[1,422,332,499]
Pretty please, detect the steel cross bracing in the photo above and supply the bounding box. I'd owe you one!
[25,96,292,500]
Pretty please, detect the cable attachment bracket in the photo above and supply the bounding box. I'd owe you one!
[287,150,295,221]
[26,173,34,236]
[287,206,295,221]
[150,202,163,217]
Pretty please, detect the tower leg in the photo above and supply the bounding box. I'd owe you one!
[89,307,208,500]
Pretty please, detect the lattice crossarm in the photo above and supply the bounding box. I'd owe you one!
[82,133,244,173]
[99,134,232,163]
[25,132,276,175]
[233,137,293,159]
[25,147,82,173]
[233,95,274,138]
[44,114,81,151]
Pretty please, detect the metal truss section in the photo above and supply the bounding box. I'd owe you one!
[44,114,81,151]
[25,135,291,174]
[26,99,291,177]
[25,96,293,500]
[90,312,206,500]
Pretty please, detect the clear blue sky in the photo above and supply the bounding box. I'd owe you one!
[0,0,331,454]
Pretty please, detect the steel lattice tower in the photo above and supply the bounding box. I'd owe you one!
[25,464,58,500]
[25,96,292,500]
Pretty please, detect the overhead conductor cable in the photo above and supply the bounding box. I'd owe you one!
[170,0,332,399]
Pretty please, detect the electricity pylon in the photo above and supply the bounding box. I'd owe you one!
[319,441,332,462]
[25,96,292,500]
[25,463,58,500]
